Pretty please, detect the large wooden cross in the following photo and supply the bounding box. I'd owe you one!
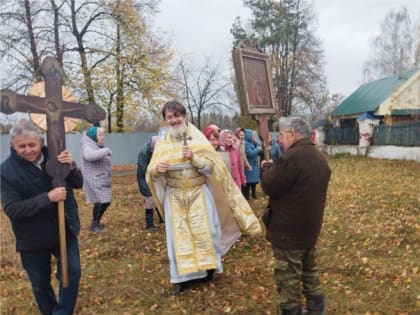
[0,57,106,287]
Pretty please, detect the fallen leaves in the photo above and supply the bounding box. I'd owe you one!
[1,157,419,314]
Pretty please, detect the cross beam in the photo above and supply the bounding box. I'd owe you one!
[0,57,106,287]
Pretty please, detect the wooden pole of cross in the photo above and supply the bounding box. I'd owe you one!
[232,40,278,161]
[0,57,106,287]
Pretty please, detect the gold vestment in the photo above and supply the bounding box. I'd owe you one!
[146,123,261,275]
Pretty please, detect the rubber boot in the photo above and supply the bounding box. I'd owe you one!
[90,204,101,233]
[145,208,157,232]
[305,294,325,315]
[97,202,110,230]
[251,183,257,199]
[203,269,215,282]
[191,269,215,284]
[242,184,250,200]
[172,281,189,295]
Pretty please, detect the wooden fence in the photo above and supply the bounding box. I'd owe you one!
[324,126,359,145]
[373,121,420,146]
[324,121,420,146]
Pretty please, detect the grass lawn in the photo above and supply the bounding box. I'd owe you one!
[1,155,419,314]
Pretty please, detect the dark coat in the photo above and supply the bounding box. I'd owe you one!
[137,140,153,197]
[1,147,83,252]
[260,138,331,249]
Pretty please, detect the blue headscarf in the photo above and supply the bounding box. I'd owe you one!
[86,126,98,142]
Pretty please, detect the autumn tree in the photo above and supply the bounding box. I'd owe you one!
[106,0,173,132]
[0,0,113,99]
[231,0,328,118]
[0,0,50,90]
[64,0,113,104]
[175,58,237,129]
[0,0,175,132]
[363,7,417,82]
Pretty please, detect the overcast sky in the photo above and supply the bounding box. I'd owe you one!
[154,0,420,97]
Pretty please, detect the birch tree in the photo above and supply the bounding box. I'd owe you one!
[176,58,236,129]
[363,7,416,81]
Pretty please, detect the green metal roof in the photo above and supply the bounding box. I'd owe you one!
[331,69,419,117]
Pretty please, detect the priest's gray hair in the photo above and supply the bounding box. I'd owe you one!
[10,119,44,143]
[278,116,311,138]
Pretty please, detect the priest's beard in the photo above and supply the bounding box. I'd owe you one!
[168,121,187,139]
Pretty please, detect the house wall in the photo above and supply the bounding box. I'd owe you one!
[322,145,420,162]
[376,72,420,117]
[0,132,155,165]
[2,132,419,164]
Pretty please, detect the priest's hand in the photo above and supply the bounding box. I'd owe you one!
[157,161,169,173]
[183,145,193,160]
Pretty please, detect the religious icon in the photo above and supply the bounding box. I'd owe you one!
[1,96,11,113]
[0,90,17,114]
[243,57,271,108]
[232,41,277,115]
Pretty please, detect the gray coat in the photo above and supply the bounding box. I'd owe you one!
[80,133,112,204]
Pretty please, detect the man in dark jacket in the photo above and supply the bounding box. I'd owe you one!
[260,116,331,315]
[137,135,160,231]
[1,119,83,315]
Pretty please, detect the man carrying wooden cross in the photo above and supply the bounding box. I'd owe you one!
[0,56,105,315]
[1,119,83,315]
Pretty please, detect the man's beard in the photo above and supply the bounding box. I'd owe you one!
[168,121,187,138]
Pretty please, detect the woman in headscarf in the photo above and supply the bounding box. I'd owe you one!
[203,126,221,151]
[219,129,246,189]
[80,125,112,232]
[234,127,251,171]
[243,129,262,200]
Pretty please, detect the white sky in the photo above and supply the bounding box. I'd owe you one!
[154,0,420,97]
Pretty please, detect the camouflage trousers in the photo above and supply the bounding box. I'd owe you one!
[272,246,322,310]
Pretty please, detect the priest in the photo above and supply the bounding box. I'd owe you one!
[146,100,261,295]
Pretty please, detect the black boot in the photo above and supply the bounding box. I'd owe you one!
[251,183,257,199]
[97,202,110,230]
[90,204,102,233]
[145,208,157,231]
[172,281,189,296]
[204,269,215,282]
[304,294,324,315]
[279,306,302,315]
[192,269,215,284]
[90,220,101,233]
[242,184,250,200]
